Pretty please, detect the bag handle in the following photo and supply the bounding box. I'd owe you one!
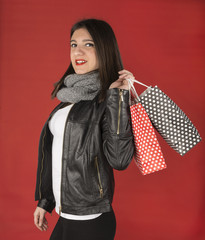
[127,78,150,104]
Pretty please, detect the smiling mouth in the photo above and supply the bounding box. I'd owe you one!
[75,60,87,65]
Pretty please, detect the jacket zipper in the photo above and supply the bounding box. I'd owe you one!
[95,156,103,198]
[39,127,47,199]
[59,104,74,215]
[117,89,124,134]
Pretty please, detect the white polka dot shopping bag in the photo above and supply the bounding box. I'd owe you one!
[128,79,202,158]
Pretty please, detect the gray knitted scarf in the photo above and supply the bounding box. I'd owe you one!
[56,71,101,103]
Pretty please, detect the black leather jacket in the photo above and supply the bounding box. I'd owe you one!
[35,88,134,215]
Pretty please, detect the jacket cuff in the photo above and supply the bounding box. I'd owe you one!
[37,198,55,213]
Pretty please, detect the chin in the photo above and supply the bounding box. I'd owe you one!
[74,69,97,75]
[74,69,89,74]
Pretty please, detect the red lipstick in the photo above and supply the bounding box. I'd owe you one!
[75,59,87,65]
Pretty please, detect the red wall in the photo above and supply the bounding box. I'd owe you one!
[0,0,204,239]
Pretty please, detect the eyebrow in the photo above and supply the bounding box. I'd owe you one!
[70,39,94,42]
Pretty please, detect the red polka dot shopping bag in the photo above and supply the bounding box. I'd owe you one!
[130,99,167,175]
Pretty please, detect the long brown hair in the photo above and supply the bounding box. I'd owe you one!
[51,19,124,101]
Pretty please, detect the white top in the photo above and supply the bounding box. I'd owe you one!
[49,104,102,220]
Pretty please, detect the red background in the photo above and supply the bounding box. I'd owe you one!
[0,0,204,239]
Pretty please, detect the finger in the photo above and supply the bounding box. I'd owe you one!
[38,226,44,231]
[123,79,130,87]
[42,224,48,231]
[110,79,123,86]
[119,73,127,78]
[41,219,48,227]
[34,217,43,231]
[39,215,44,227]
[119,74,135,80]
[118,79,130,90]
[42,221,48,228]
[119,69,132,74]
[118,85,129,90]
[123,78,135,85]
[115,78,124,82]
[34,213,40,226]
[109,80,123,89]
[42,226,47,231]
[43,218,48,224]
[35,223,43,231]
[42,222,48,228]
[118,69,133,76]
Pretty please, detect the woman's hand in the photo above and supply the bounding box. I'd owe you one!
[34,206,48,231]
[109,69,135,90]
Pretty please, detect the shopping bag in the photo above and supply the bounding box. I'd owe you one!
[129,83,167,175]
[128,79,202,156]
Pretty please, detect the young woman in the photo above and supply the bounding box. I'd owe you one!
[34,18,135,240]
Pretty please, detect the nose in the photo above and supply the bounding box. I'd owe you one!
[73,46,84,56]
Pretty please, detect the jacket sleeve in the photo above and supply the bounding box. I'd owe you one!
[35,122,56,214]
[102,88,134,170]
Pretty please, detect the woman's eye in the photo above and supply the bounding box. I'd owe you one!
[85,43,94,47]
[70,43,77,48]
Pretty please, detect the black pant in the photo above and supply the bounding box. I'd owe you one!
[50,210,116,240]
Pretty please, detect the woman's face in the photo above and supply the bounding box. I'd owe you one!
[70,28,99,74]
